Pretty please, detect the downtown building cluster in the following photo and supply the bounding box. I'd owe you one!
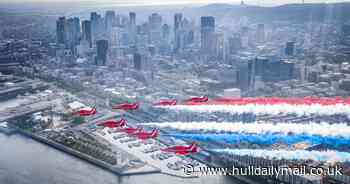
[6,4,350,107]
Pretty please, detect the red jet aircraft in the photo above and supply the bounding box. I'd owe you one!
[161,142,200,155]
[119,126,143,134]
[154,99,177,106]
[133,129,159,140]
[73,107,97,117]
[97,118,127,128]
[185,96,209,103]
[112,102,139,111]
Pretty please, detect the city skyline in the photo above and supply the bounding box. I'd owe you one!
[1,0,350,6]
[1,1,350,184]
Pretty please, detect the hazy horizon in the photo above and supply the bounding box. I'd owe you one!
[1,0,350,7]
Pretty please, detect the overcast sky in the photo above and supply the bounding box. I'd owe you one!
[1,0,349,6]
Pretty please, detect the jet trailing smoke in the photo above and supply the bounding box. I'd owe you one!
[159,104,350,116]
[167,133,350,148]
[203,97,350,106]
[143,122,350,138]
[160,97,350,116]
[213,149,350,163]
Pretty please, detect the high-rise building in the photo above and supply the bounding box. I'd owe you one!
[162,24,170,42]
[90,12,99,34]
[174,13,183,52]
[129,12,137,45]
[82,20,92,48]
[56,15,81,55]
[178,18,194,48]
[200,16,215,55]
[342,24,350,36]
[237,60,252,91]
[95,40,108,65]
[187,30,194,45]
[160,24,171,54]
[341,24,350,47]
[56,17,66,44]
[129,12,136,25]
[56,16,80,51]
[149,13,162,28]
[285,41,295,56]
[228,34,242,54]
[91,12,102,43]
[280,60,295,80]
[65,18,75,48]
[133,53,142,70]
[72,17,80,45]
[105,10,115,33]
[115,14,122,27]
[254,57,269,76]
[148,13,162,45]
[256,23,265,43]
[216,33,225,60]
[148,45,156,56]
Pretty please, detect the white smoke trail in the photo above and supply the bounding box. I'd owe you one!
[159,104,350,116]
[215,149,350,163]
[142,122,350,138]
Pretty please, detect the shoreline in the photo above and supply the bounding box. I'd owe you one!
[14,128,161,176]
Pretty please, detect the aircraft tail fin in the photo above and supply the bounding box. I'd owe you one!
[151,129,158,137]
[120,119,127,127]
[188,142,197,151]
[90,105,97,112]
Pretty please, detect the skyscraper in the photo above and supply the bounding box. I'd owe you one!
[133,53,142,70]
[65,18,75,48]
[72,17,80,45]
[174,13,183,53]
[105,10,115,33]
[256,23,265,43]
[285,41,295,56]
[129,12,136,25]
[56,16,80,52]
[341,24,350,47]
[200,16,215,55]
[149,13,162,29]
[91,12,102,43]
[180,18,194,47]
[82,20,92,48]
[90,12,99,33]
[280,60,295,80]
[160,24,171,54]
[237,60,251,91]
[162,24,170,42]
[129,12,137,45]
[96,40,108,65]
[187,30,194,45]
[228,34,242,54]
[148,13,162,45]
[56,17,66,44]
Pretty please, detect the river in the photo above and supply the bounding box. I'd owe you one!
[0,133,239,184]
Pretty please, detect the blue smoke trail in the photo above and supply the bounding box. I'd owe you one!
[165,133,350,148]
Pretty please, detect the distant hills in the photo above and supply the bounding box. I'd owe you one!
[193,3,350,23]
[1,2,350,24]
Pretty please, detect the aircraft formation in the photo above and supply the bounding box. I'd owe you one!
[72,95,209,118]
[70,96,350,161]
[96,117,199,155]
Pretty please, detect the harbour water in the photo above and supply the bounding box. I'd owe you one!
[0,134,238,184]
